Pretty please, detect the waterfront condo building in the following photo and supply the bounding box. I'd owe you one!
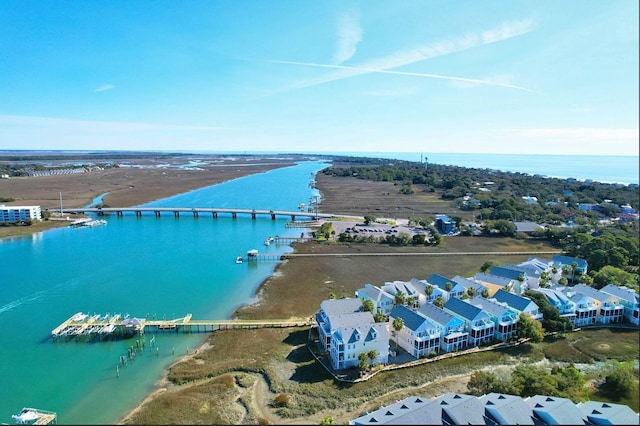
[0,205,42,223]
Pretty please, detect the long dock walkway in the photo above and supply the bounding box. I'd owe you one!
[52,312,313,340]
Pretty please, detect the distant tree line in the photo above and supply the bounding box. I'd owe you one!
[322,160,639,290]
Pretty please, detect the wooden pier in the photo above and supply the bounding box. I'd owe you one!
[52,312,313,340]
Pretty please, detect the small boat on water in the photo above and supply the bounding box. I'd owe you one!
[235,256,243,264]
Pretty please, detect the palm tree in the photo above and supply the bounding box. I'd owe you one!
[434,295,444,308]
[395,290,406,306]
[367,349,378,367]
[481,288,489,298]
[425,284,434,301]
[467,287,476,298]
[392,317,404,353]
[571,261,578,284]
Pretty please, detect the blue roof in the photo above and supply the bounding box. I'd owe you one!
[389,305,433,332]
[427,273,456,291]
[552,255,588,270]
[435,214,454,222]
[493,289,536,312]
[444,297,483,321]
[490,266,525,281]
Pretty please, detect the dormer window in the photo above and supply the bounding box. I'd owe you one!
[354,329,361,341]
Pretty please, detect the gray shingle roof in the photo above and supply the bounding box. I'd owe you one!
[601,285,639,304]
[490,266,524,281]
[552,254,588,270]
[418,303,459,327]
[321,298,363,315]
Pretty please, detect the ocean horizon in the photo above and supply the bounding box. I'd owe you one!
[2,150,638,185]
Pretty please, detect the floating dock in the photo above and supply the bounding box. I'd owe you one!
[52,312,313,341]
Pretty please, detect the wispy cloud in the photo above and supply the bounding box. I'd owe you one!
[93,84,115,93]
[0,115,235,131]
[271,19,535,92]
[332,8,362,64]
[271,60,536,92]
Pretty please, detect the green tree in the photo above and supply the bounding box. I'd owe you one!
[480,261,495,273]
[481,288,489,298]
[517,313,544,342]
[467,371,499,396]
[601,362,635,399]
[363,215,376,225]
[467,287,476,298]
[367,349,378,367]
[358,352,369,373]
[361,298,374,312]
[373,310,386,323]
[434,295,444,309]
[320,416,334,425]
[394,290,406,306]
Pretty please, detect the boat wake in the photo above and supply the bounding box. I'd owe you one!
[0,290,47,315]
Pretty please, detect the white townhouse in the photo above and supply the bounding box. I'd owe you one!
[427,273,466,300]
[451,275,486,297]
[443,297,495,347]
[409,278,446,305]
[492,289,543,321]
[572,284,625,324]
[316,298,364,351]
[356,284,395,317]
[566,292,598,327]
[388,305,441,358]
[489,266,529,294]
[600,285,639,325]
[468,296,519,341]
[0,205,42,223]
[418,303,468,352]
[504,260,548,290]
[329,313,389,370]
[536,288,577,324]
[382,280,422,308]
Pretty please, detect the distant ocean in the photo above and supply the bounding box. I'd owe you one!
[202,151,639,186]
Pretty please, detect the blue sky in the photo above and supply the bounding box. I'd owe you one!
[1,1,638,155]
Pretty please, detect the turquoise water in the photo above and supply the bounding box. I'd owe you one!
[202,152,639,185]
[0,161,326,424]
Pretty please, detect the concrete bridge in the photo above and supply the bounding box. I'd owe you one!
[60,207,340,221]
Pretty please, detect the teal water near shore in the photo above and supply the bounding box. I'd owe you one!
[0,160,327,424]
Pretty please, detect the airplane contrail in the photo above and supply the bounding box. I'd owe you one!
[270,60,536,93]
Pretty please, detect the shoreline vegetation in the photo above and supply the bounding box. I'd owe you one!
[1,153,638,424]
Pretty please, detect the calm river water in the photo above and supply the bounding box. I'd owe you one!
[0,160,327,424]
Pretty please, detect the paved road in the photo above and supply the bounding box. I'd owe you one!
[283,250,562,257]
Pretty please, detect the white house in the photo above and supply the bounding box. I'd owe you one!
[571,284,625,324]
[409,278,446,306]
[329,313,389,370]
[0,205,42,223]
[427,273,466,300]
[600,285,639,325]
[382,280,422,308]
[388,305,441,358]
[316,298,364,351]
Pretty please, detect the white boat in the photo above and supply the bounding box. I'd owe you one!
[235,256,243,264]
[12,408,39,424]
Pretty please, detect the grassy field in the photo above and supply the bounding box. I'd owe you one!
[0,220,70,239]
[123,236,637,424]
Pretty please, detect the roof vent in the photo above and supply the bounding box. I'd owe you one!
[385,411,394,416]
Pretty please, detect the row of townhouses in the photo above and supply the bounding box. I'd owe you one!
[349,392,639,425]
[315,254,638,369]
